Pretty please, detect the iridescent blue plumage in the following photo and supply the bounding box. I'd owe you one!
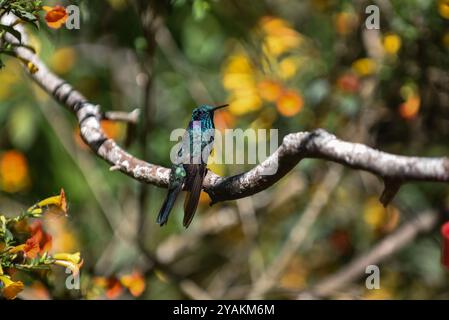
[157,104,228,228]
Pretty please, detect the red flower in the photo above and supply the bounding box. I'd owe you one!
[441,222,449,269]
[43,5,68,29]
[29,221,53,254]
[24,235,40,259]
[337,73,360,93]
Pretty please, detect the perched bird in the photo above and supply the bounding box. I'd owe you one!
[157,104,228,228]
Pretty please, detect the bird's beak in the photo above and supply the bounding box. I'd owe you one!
[212,104,229,111]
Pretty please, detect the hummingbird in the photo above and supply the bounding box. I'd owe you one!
[157,104,228,228]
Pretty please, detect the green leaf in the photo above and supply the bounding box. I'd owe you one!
[4,228,14,245]
[15,10,38,23]
[14,10,40,29]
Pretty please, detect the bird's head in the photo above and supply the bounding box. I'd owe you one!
[192,104,228,121]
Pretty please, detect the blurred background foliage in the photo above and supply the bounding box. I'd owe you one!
[1,0,449,299]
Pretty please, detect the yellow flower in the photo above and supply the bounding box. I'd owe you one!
[28,189,68,216]
[438,0,449,19]
[224,53,253,74]
[352,58,377,77]
[263,35,301,57]
[120,271,146,297]
[278,57,301,80]
[0,275,24,300]
[364,197,386,230]
[260,16,303,57]
[363,197,400,232]
[223,73,256,90]
[53,252,81,264]
[222,53,256,91]
[9,244,26,254]
[53,256,83,276]
[228,93,262,115]
[383,33,401,55]
[51,47,77,75]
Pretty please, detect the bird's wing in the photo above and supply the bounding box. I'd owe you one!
[183,164,207,228]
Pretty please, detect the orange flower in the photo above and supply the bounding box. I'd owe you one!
[101,120,125,140]
[43,5,68,29]
[0,150,30,193]
[213,110,235,130]
[120,270,146,297]
[334,12,358,36]
[29,221,53,254]
[276,90,304,117]
[24,235,40,259]
[0,275,24,300]
[101,277,124,299]
[9,229,50,259]
[258,79,283,102]
[399,95,420,120]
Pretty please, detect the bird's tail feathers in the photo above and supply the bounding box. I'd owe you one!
[157,185,182,226]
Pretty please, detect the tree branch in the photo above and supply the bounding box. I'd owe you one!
[4,16,449,205]
[102,108,140,124]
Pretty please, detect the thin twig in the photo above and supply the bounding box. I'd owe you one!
[102,108,140,124]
